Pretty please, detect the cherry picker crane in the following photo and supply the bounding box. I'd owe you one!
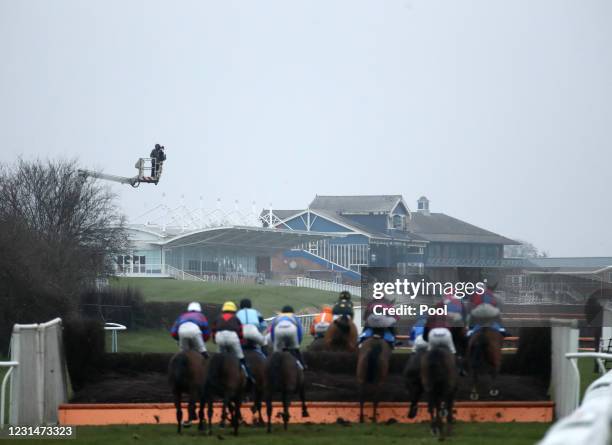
[78,145,166,188]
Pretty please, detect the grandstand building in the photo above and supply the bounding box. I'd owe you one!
[262,195,521,283]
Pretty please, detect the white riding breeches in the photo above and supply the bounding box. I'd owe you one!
[413,334,429,352]
[178,322,207,353]
[428,328,456,354]
[242,324,266,346]
[215,330,244,359]
[273,320,299,352]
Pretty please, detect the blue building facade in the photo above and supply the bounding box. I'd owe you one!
[264,195,520,282]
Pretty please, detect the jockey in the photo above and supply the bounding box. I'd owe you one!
[423,300,456,354]
[332,291,354,319]
[213,301,255,382]
[310,306,333,338]
[170,302,210,359]
[443,287,467,328]
[467,283,508,337]
[359,298,397,347]
[236,298,267,353]
[409,314,428,352]
[270,305,306,369]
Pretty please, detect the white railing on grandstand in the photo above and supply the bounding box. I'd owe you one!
[291,277,361,297]
[104,323,127,353]
[165,264,206,282]
[0,361,18,429]
[538,352,612,445]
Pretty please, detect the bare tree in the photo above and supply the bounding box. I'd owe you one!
[504,240,548,258]
[0,159,128,350]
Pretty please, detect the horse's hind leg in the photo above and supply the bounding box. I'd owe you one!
[372,397,379,424]
[174,393,182,434]
[206,399,214,436]
[300,383,309,417]
[220,401,228,428]
[282,391,290,431]
[198,395,205,431]
[408,383,423,418]
[359,386,365,423]
[232,398,241,436]
[266,395,273,434]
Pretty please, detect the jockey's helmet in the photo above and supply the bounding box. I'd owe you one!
[281,305,294,313]
[339,290,351,301]
[222,301,238,312]
[322,305,333,314]
[187,302,202,312]
[240,298,252,309]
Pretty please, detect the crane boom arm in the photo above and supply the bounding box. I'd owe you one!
[78,169,138,186]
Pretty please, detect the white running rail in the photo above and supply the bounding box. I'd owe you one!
[291,277,361,297]
[0,361,18,429]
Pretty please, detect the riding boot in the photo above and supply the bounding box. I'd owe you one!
[201,351,209,360]
[291,349,307,370]
[240,358,256,384]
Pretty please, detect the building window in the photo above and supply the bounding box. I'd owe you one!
[392,214,405,230]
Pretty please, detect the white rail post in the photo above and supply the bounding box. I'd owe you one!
[550,318,580,418]
[0,361,18,428]
[104,323,127,353]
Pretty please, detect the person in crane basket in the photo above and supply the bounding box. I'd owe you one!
[150,143,166,178]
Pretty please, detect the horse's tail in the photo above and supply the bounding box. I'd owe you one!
[366,341,382,383]
[206,353,226,390]
[425,346,452,398]
[169,352,190,391]
[267,351,285,391]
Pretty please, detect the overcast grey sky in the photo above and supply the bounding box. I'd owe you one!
[1,1,611,256]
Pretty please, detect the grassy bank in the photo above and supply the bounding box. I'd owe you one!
[110,277,338,317]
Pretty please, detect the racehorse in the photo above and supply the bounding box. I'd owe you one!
[244,346,267,425]
[203,352,246,436]
[265,350,309,432]
[421,344,457,440]
[467,327,503,400]
[168,350,208,434]
[324,314,358,352]
[404,347,427,419]
[356,336,391,423]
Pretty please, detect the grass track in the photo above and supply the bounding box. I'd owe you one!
[110,277,338,317]
[17,422,550,445]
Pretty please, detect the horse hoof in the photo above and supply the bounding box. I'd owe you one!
[408,405,418,419]
[302,410,310,418]
[489,388,499,397]
[470,391,479,401]
[182,420,192,428]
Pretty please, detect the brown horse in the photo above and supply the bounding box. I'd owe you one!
[244,347,267,425]
[168,350,208,434]
[421,345,457,440]
[203,352,246,436]
[265,351,309,432]
[324,315,358,352]
[467,327,503,400]
[356,337,391,423]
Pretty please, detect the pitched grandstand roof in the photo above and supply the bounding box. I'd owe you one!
[161,226,336,253]
[259,209,302,221]
[309,195,406,214]
[408,212,519,245]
